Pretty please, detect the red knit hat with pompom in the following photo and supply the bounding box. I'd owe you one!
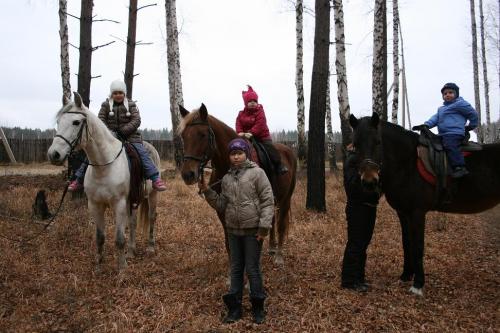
[242,85,258,105]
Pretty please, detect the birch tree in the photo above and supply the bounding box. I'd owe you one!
[295,0,307,168]
[391,0,400,124]
[332,0,352,152]
[479,0,491,142]
[470,0,483,142]
[325,73,337,171]
[165,0,184,167]
[58,0,71,102]
[306,0,330,212]
[372,0,388,121]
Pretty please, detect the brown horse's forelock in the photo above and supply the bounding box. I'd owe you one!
[178,109,202,135]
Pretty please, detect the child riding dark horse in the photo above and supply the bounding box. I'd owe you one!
[419,83,478,178]
[349,112,500,296]
[236,85,288,175]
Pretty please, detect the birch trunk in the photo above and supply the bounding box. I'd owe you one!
[77,0,93,107]
[325,74,337,171]
[391,0,400,124]
[479,0,491,142]
[372,0,387,121]
[165,0,184,167]
[124,0,138,99]
[295,0,307,168]
[470,0,483,142]
[333,0,352,153]
[306,0,330,212]
[58,0,71,102]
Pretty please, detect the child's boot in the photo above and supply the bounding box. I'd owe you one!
[250,297,266,324]
[222,293,242,323]
[68,180,83,192]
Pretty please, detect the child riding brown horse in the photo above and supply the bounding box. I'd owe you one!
[178,104,297,265]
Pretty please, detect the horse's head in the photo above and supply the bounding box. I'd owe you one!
[47,92,88,165]
[349,112,383,190]
[178,103,216,185]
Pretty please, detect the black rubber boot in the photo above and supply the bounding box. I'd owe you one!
[250,297,266,324]
[222,293,242,324]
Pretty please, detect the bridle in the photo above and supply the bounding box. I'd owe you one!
[183,119,217,177]
[55,111,124,167]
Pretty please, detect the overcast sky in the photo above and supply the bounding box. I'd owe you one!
[0,0,498,134]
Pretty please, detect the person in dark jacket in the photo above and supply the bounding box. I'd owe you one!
[68,79,167,192]
[341,144,380,292]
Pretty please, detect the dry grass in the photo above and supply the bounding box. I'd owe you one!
[0,171,498,332]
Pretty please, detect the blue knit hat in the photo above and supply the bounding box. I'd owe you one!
[228,138,250,157]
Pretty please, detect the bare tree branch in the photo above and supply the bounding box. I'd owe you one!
[136,41,154,45]
[137,3,157,11]
[92,40,115,51]
[65,12,80,20]
[110,34,127,44]
[69,42,79,49]
[133,73,140,77]
[93,17,120,24]
[91,75,102,79]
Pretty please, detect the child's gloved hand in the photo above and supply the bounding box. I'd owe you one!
[198,175,209,193]
[238,132,245,137]
[244,132,253,139]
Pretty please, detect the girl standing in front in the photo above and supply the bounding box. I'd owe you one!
[198,138,274,324]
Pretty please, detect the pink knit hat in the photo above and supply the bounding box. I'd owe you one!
[242,85,258,105]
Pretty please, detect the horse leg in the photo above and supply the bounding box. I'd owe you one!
[408,210,426,296]
[268,215,277,255]
[127,209,137,259]
[89,201,106,271]
[114,199,129,273]
[397,210,414,282]
[274,204,289,266]
[147,192,158,253]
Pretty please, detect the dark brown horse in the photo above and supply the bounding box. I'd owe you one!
[350,112,500,296]
[178,104,297,264]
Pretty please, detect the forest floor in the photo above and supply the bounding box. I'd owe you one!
[0,166,498,332]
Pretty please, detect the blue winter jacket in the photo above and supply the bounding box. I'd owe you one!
[424,97,478,136]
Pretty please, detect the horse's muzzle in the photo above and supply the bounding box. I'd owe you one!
[181,170,197,185]
[47,149,65,165]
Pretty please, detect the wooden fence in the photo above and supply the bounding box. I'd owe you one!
[0,138,342,164]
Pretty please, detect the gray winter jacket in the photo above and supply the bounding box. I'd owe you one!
[203,161,274,236]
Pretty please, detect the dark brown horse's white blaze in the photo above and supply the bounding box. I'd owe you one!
[178,104,297,265]
[350,112,500,296]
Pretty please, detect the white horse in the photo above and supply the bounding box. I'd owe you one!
[48,92,159,273]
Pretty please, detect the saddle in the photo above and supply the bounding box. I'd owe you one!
[124,143,144,213]
[416,127,482,206]
[247,138,278,195]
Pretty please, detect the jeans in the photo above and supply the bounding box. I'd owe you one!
[74,142,159,182]
[441,134,465,168]
[228,233,266,299]
[341,203,377,285]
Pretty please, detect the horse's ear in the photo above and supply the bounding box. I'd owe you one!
[371,112,380,128]
[199,103,208,121]
[349,114,358,129]
[73,91,83,108]
[179,104,189,118]
[62,95,71,106]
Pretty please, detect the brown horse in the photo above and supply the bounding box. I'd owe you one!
[178,104,297,264]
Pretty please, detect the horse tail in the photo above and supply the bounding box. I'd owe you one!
[137,197,150,236]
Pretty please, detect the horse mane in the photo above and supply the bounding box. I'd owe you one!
[381,119,419,145]
[178,108,236,136]
[55,103,76,121]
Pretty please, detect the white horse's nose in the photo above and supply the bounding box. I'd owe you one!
[48,147,63,164]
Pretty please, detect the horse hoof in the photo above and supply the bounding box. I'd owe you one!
[146,246,155,254]
[409,286,424,296]
[268,248,277,256]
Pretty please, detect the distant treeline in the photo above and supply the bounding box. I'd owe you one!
[1,126,345,142]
